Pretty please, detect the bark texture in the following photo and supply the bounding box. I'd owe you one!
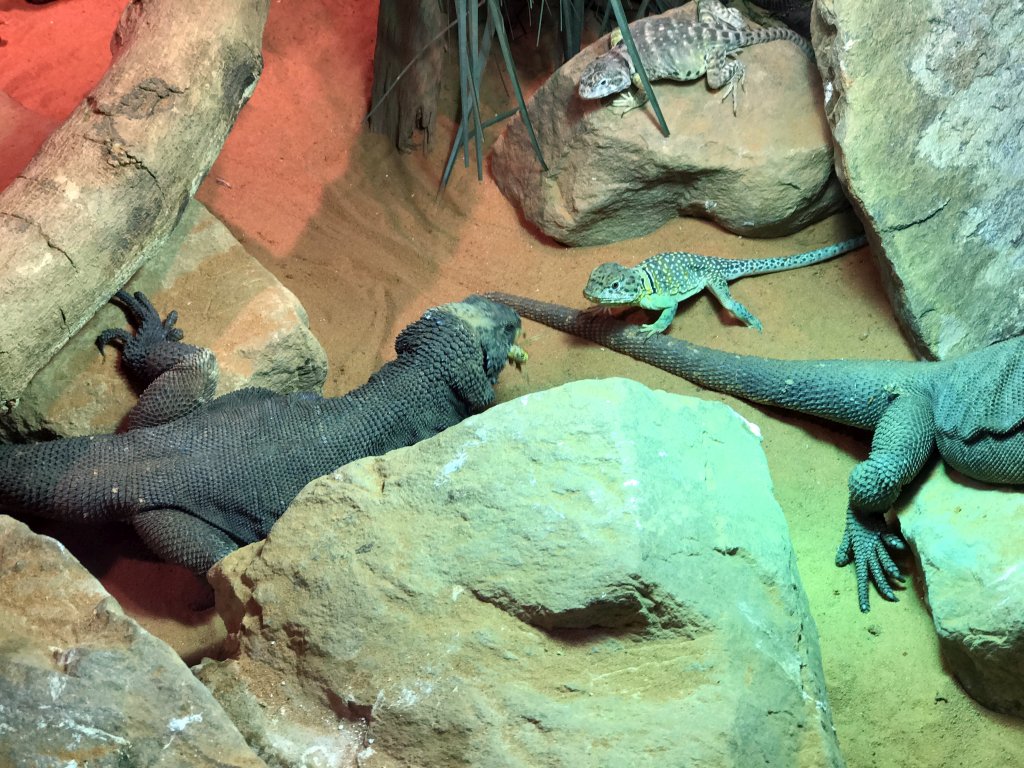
[367,0,447,151]
[0,0,271,403]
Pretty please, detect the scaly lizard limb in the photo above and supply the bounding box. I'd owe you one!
[484,292,1024,611]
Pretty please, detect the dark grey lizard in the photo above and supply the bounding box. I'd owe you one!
[0,291,524,574]
[485,292,1024,612]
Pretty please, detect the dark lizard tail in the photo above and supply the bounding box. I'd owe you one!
[0,437,126,523]
[485,293,917,430]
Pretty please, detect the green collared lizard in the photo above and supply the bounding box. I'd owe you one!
[578,0,813,114]
[584,234,867,335]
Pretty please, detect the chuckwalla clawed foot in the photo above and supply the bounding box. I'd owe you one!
[835,508,907,612]
[97,290,183,351]
[96,289,189,381]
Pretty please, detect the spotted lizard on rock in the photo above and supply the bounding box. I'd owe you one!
[485,291,1024,612]
[584,235,866,335]
[0,291,525,574]
[578,0,813,114]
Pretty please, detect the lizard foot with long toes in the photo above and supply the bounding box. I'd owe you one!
[835,508,908,612]
[96,290,192,379]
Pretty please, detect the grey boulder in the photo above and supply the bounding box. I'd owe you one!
[199,378,846,768]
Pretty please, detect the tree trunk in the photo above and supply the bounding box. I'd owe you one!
[0,0,271,405]
[367,0,447,152]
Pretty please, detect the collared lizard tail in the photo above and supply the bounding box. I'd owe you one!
[728,234,868,279]
[484,292,917,431]
[742,25,813,58]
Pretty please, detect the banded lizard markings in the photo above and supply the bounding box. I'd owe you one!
[578,0,813,114]
[584,234,867,335]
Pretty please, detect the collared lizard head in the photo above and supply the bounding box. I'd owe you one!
[578,54,632,99]
[584,263,644,305]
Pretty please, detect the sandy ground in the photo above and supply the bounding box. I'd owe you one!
[2,1,1024,766]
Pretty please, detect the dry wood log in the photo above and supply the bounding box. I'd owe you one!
[0,0,270,405]
[367,0,447,152]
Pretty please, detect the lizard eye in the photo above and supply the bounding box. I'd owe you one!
[611,281,620,290]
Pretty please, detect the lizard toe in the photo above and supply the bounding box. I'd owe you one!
[836,508,906,612]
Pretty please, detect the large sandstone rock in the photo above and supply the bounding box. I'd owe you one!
[898,460,1024,717]
[491,4,850,246]
[0,516,267,768]
[0,198,328,441]
[199,378,846,768]
[812,1,1024,359]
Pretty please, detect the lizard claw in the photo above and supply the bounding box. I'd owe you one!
[96,290,189,378]
[98,290,184,347]
[835,508,907,612]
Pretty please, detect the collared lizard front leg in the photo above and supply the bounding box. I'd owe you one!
[610,81,649,112]
[705,50,746,115]
[835,392,935,611]
[639,304,680,336]
[607,28,649,111]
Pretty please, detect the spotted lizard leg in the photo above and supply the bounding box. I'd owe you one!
[697,0,748,30]
[836,392,935,611]
[639,304,680,336]
[705,277,764,331]
[605,27,649,112]
[705,50,746,115]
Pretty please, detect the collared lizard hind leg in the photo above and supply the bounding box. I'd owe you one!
[705,277,763,331]
[698,0,749,30]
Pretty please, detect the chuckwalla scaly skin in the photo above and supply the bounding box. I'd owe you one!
[584,235,867,334]
[485,292,1024,612]
[578,0,813,113]
[0,291,524,574]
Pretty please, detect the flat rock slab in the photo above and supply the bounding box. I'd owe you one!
[813,0,1024,358]
[0,198,327,440]
[199,378,845,767]
[491,4,849,246]
[0,515,267,768]
[898,460,1024,717]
